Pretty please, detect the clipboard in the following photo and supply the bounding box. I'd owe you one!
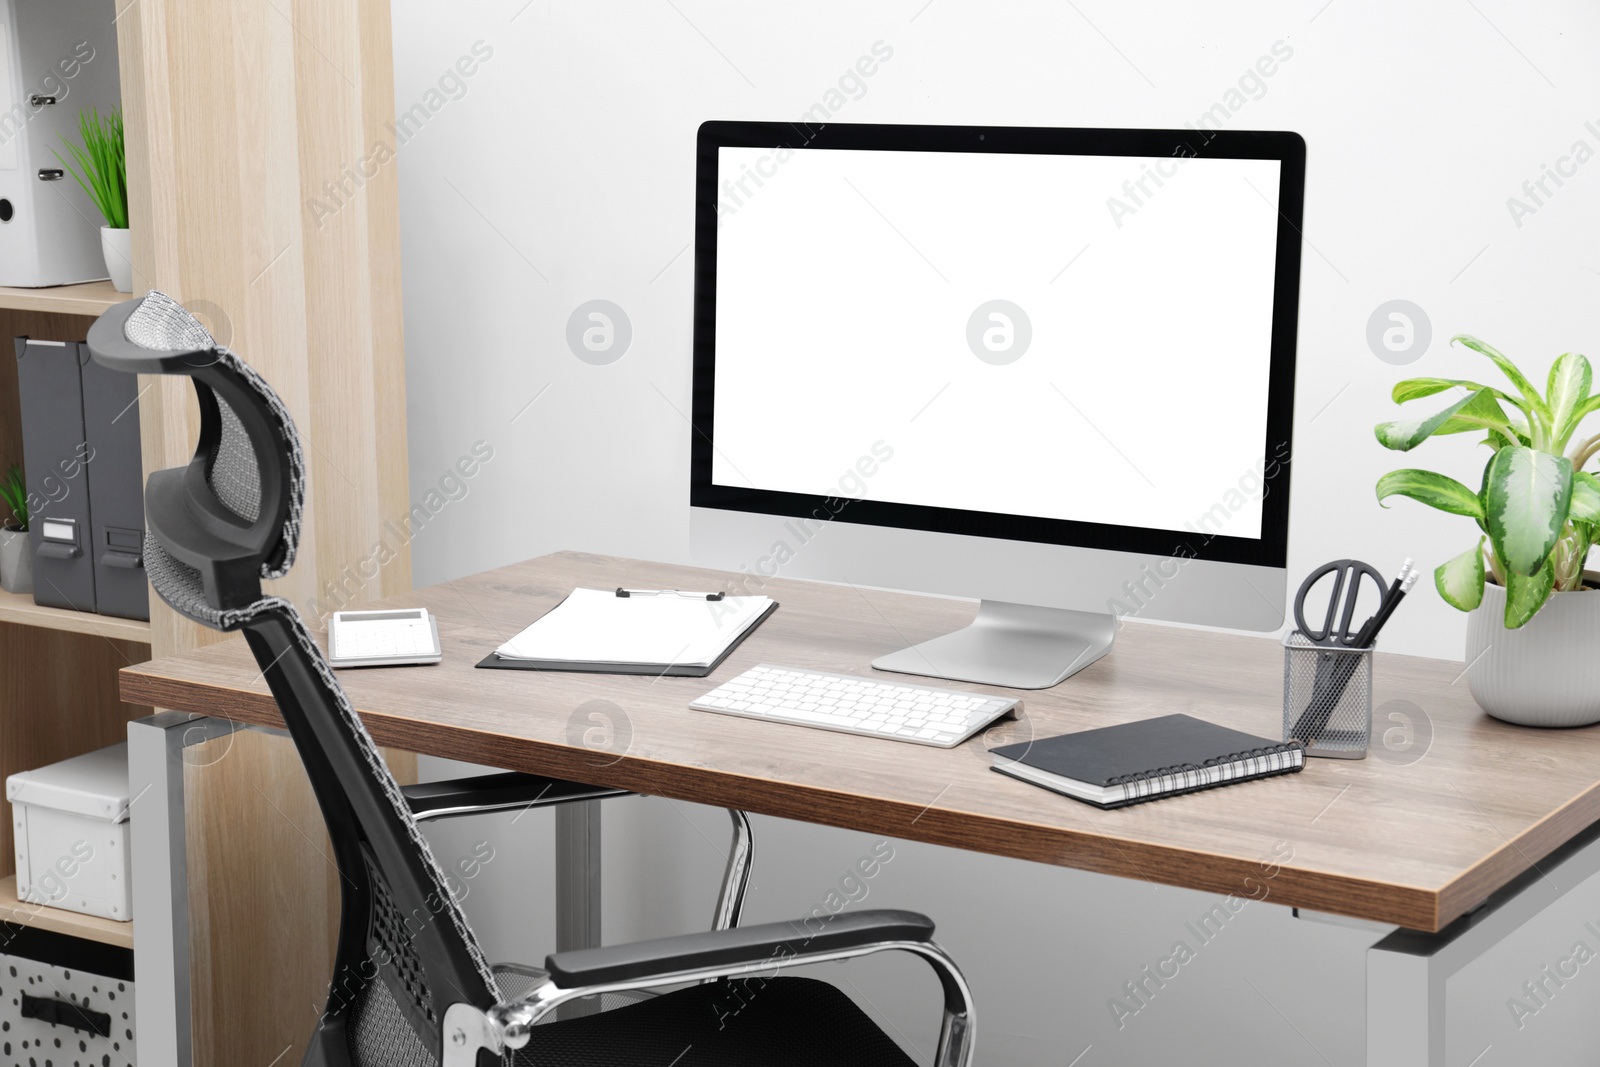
[473,588,779,677]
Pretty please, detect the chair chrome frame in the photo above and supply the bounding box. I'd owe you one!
[404,776,756,934]
[443,936,976,1067]
[713,809,754,931]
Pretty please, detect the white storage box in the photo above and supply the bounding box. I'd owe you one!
[5,743,131,921]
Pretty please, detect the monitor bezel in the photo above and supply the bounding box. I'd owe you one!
[690,120,1303,568]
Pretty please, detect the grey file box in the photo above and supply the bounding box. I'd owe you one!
[15,338,96,612]
[81,354,148,619]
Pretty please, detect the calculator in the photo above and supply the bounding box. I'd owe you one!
[326,608,443,668]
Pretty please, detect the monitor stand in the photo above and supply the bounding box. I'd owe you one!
[872,600,1114,690]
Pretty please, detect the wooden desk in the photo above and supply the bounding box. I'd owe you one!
[120,550,1600,935]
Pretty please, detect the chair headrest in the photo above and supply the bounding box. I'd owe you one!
[87,292,306,629]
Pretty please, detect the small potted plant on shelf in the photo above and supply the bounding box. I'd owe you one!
[1375,335,1600,726]
[55,106,128,293]
[0,465,30,594]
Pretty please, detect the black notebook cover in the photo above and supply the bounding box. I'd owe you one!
[990,713,1304,809]
[474,600,778,677]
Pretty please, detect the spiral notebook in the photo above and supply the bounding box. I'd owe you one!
[989,713,1304,809]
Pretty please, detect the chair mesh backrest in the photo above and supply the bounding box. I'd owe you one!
[124,292,499,1063]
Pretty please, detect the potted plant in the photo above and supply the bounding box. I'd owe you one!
[0,465,30,594]
[55,106,128,292]
[1375,335,1600,726]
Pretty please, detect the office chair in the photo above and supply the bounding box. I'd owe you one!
[88,292,975,1067]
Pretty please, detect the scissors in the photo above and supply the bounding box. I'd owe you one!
[1293,559,1388,647]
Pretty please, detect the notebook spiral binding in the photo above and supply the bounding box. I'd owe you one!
[1109,741,1306,802]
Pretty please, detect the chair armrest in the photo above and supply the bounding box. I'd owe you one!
[452,909,975,1067]
[401,772,628,822]
[544,908,934,986]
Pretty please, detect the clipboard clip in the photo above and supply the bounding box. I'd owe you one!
[615,587,725,601]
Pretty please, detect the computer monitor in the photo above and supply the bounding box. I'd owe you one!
[690,121,1303,689]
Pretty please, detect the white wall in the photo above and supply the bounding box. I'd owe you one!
[390,2,1600,1062]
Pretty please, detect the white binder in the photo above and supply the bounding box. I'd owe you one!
[0,0,121,287]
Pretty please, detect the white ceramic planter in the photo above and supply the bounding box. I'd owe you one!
[100,226,131,293]
[0,526,30,594]
[1465,572,1600,727]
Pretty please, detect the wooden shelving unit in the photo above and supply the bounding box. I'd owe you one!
[0,281,152,987]
[0,587,151,642]
[0,280,126,317]
[0,875,132,949]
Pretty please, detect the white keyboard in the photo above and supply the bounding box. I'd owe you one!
[690,664,1021,748]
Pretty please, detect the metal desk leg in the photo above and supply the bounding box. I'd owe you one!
[1367,818,1600,1066]
[1367,940,1443,1066]
[129,712,239,1067]
[554,800,601,1020]
[555,799,602,952]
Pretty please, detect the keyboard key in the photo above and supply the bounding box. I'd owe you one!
[787,708,858,728]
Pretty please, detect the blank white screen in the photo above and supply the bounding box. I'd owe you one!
[711,145,1281,540]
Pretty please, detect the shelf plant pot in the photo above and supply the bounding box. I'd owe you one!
[0,525,30,594]
[1466,571,1600,727]
[100,226,131,293]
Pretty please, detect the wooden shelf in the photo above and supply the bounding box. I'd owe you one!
[0,875,132,949]
[0,587,150,642]
[0,280,128,317]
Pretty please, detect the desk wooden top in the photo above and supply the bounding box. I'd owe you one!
[120,551,1600,933]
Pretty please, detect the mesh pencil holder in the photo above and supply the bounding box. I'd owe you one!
[1282,631,1373,759]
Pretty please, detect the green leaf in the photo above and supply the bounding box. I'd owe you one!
[0,465,25,531]
[1562,393,1600,443]
[1483,430,1518,451]
[1570,471,1600,523]
[1503,557,1556,628]
[1547,352,1592,440]
[1435,539,1486,611]
[1428,389,1521,442]
[1375,391,1482,451]
[1453,335,1550,428]
[1482,446,1573,576]
[1392,378,1512,405]
[52,106,125,230]
[1376,469,1484,519]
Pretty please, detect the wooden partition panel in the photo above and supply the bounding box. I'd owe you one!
[116,0,412,629]
[114,0,415,1062]
[183,731,417,1065]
